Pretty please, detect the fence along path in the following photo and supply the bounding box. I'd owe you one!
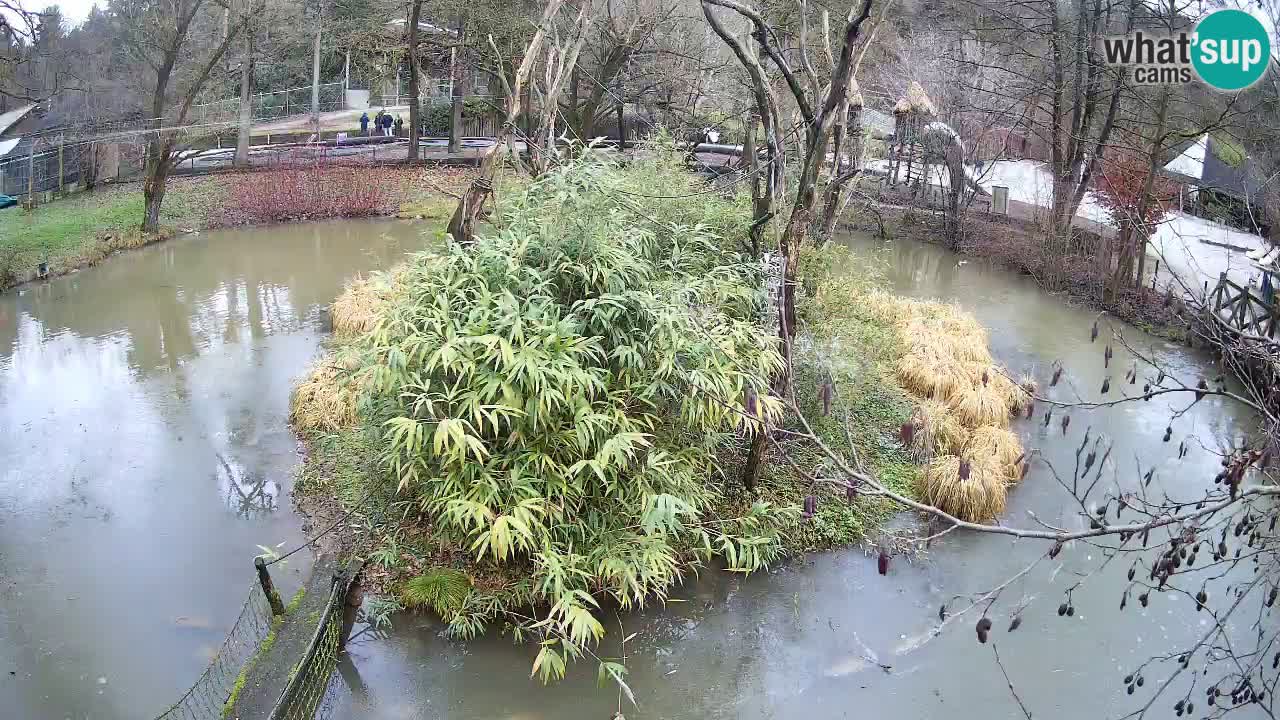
[1212,272,1280,340]
[151,556,362,720]
[152,582,276,720]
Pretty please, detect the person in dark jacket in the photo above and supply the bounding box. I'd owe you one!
[393,115,403,136]
[359,112,370,135]
[381,112,394,137]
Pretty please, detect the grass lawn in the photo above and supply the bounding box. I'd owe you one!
[0,177,225,286]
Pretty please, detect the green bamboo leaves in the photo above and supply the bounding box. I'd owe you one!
[354,152,792,670]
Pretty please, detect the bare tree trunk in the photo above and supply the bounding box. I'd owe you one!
[310,20,322,137]
[140,5,250,234]
[740,426,767,492]
[615,85,625,151]
[743,110,765,257]
[234,26,254,168]
[407,0,423,160]
[448,13,466,154]
[1131,85,1171,291]
[142,137,173,233]
[702,0,875,489]
[448,0,564,244]
[817,101,863,243]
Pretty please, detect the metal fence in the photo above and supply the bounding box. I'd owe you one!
[0,141,89,198]
[268,572,352,720]
[192,82,346,125]
[153,583,277,720]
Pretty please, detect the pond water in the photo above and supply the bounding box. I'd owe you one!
[0,221,1266,720]
[331,231,1266,719]
[0,219,432,719]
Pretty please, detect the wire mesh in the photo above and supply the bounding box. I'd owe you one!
[190,83,346,125]
[269,577,347,720]
[153,583,276,720]
[0,142,88,197]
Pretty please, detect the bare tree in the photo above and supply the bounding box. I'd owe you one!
[446,0,565,244]
[0,1,72,106]
[702,0,877,488]
[406,0,425,159]
[234,19,255,167]
[528,2,594,175]
[118,0,258,233]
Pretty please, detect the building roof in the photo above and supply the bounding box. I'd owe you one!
[385,18,455,36]
[0,138,19,158]
[0,104,36,138]
[1161,133,1262,200]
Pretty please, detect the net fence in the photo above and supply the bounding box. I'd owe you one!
[153,583,276,720]
[269,575,349,720]
[0,142,89,197]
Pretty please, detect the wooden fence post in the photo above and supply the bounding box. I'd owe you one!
[338,569,365,650]
[27,142,35,205]
[58,140,65,195]
[255,556,286,615]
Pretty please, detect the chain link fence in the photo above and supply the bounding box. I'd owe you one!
[0,141,89,198]
[153,583,276,720]
[191,83,346,125]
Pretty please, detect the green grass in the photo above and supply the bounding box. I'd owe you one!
[284,587,307,614]
[709,253,923,553]
[0,178,225,287]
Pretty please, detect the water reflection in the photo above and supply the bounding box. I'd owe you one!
[0,218,433,719]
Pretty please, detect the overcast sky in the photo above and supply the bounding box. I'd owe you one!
[18,0,98,25]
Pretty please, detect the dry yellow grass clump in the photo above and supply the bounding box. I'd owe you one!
[921,455,1007,521]
[964,425,1024,482]
[948,383,1011,427]
[294,272,399,432]
[289,358,366,432]
[908,399,969,460]
[864,289,1032,521]
[896,349,970,402]
[331,274,394,337]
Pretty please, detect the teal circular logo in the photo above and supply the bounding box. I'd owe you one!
[1192,9,1271,91]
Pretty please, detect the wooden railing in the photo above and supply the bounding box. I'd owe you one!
[1212,272,1279,339]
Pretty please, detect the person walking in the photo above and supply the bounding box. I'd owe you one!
[393,115,403,137]
[359,111,370,135]
[373,109,384,136]
[381,112,394,137]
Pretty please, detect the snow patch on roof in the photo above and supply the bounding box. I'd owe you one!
[1164,133,1206,181]
[0,138,19,158]
[0,104,36,137]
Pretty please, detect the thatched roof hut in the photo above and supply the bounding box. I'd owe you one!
[906,81,936,116]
